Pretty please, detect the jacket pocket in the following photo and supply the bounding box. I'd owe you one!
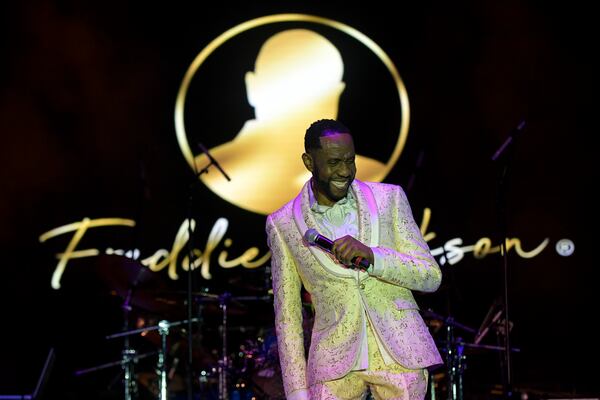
[394,297,419,310]
[313,308,337,332]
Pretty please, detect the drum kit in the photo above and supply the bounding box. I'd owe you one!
[421,308,520,400]
[74,254,282,400]
[74,255,518,400]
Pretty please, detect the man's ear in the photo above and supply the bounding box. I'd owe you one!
[302,152,313,173]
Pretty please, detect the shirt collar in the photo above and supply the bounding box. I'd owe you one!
[308,179,355,214]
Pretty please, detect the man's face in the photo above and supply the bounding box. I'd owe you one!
[303,132,356,206]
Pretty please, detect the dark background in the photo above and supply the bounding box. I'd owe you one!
[1,1,596,399]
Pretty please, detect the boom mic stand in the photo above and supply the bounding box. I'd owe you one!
[185,171,198,400]
[490,120,525,399]
[185,142,231,400]
[121,288,138,400]
[118,262,154,400]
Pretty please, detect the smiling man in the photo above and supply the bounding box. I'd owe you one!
[266,119,443,399]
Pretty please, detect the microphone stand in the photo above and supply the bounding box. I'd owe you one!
[185,143,231,400]
[185,174,197,400]
[121,288,138,400]
[490,120,525,399]
[119,263,150,400]
[440,244,470,400]
[197,143,231,182]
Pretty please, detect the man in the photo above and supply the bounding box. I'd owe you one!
[265,119,443,400]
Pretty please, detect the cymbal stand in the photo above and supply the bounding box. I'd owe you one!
[444,323,465,400]
[122,288,138,400]
[491,120,525,398]
[157,320,170,400]
[212,291,272,400]
[115,253,158,400]
[218,292,231,400]
[74,351,156,377]
[423,310,475,400]
[106,318,199,400]
[433,237,471,400]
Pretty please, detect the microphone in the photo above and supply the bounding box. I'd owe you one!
[491,120,526,162]
[304,229,371,270]
[197,142,231,181]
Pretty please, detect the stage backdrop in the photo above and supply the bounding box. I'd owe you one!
[1,1,596,399]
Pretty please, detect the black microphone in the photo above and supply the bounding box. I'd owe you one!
[491,120,526,162]
[197,142,231,181]
[304,229,371,270]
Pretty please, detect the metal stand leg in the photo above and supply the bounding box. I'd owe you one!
[429,370,436,400]
[123,347,138,400]
[218,293,230,400]
[122,290,138,400]
[157,320,170,400]
[445,325,466,400]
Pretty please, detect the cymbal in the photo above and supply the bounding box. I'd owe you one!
[94,255,158,287]
[435,339,521,355]
[129,290,270,320]
[133,317,218,366]
[94,255,175,314]
[157,290,270,317]
[94,254,165,292]
[420,309,477,334]
[226,275,271,293]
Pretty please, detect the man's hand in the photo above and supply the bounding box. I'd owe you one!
[331,235,374,267]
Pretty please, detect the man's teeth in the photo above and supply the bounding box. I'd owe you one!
[331,181,347,189]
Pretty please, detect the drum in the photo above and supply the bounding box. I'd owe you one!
[239,299,314,399]
[238,328,285,400]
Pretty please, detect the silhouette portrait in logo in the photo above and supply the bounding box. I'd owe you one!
[195,29,385,215]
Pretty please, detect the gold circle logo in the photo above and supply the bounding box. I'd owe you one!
[175,14,409,215]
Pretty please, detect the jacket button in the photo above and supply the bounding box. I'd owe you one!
[359,283,365,290]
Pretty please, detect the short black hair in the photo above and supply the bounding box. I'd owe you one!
[304,119,351,152]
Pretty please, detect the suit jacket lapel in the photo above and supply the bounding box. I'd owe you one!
[292,179,378,279]
[292,182,351,278]
[352,180,379,247]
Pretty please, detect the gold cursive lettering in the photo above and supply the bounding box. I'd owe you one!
[472,237,549,259]
[39,218,136,289]
[420,208,436,242]
[39,208,551,290]
[218,238,272,269]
